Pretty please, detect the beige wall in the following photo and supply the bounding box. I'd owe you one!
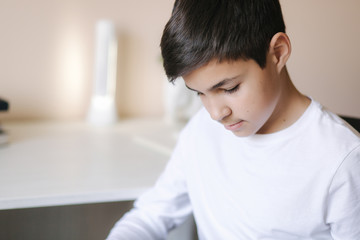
[281,0,360,117]
[1,0,359,121]
[0,0,173,120]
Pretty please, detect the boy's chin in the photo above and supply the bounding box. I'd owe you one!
[230,129,255,137]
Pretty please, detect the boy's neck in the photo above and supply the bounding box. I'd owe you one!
[258,67,311,134]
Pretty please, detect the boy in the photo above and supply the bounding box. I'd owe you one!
[107,0,360,239]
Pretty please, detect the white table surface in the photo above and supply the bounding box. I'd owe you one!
[0,119,182,210]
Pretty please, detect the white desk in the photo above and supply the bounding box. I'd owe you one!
[0,119,181,210]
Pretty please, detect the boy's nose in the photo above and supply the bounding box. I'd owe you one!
[208,103,231,122]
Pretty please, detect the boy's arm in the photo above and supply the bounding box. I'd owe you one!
[106,131,192,240]
[326,145,360,239]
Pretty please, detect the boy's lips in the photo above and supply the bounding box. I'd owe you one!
[224,120,245,131]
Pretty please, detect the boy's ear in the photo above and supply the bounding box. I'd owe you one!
[269,32,291,73]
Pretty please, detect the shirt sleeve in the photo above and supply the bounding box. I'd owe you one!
[326,144,360,240]
[106,128,192,240]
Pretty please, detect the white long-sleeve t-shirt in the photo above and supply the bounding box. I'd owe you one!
[107,99,360,240]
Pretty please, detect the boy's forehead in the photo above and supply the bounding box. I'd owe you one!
[183,59,250,87]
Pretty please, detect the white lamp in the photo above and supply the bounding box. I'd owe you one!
[87,20,118,125]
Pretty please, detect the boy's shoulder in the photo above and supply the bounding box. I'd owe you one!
[314,100,360,141]
[297,100,360,160]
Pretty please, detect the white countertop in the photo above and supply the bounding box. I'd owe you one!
[0,119,182,210]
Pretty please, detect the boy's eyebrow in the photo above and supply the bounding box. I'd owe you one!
[185,84,198,92]
[185,75,240,93]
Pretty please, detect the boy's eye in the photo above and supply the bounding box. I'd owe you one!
[224,84,240,94]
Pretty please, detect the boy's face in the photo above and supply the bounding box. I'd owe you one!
[183,57,282,137]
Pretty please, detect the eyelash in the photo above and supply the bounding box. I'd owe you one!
[224,84,240,94]
[195,84,240,96]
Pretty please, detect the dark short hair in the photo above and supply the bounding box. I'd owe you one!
[160,0,286,82]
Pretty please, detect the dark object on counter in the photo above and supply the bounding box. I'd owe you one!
[0,98,9,145]
[0,98,9,111]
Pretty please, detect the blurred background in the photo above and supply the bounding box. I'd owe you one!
[0,0,360,122]
[0,1,359,240]
[0,0,173,121]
